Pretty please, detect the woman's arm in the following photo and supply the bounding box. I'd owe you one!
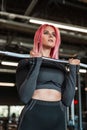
[61,65,76,106]
[16,57,42,104]
[61,58,80,106]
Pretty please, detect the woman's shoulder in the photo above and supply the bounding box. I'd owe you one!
[18,57,36,65]
[17,57,42,69]
[17,58,33,70]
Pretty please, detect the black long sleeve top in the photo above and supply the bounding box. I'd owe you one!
[16,57,76,107]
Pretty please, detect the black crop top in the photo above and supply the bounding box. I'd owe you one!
[37,62,65,92]
[16,57,76,107]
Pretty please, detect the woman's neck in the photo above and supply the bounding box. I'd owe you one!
[42,48,51,58]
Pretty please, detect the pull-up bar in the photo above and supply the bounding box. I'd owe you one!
[0,51,87,68]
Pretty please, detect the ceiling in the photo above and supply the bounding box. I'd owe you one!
[0,0,87,78]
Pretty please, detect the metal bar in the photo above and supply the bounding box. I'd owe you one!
[24,0,38,16]
[42,57,87,68]
[71,100,75,126]
[0,19,37,33]
[0,11,31,20]
[0,51,87,68]
[0,51,30,58]
[76,66,83,130]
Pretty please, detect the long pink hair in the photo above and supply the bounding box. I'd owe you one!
[33,24,61,59]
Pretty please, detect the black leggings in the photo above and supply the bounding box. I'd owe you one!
[18,99,66,130]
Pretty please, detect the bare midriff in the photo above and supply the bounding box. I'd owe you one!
[32,89,61,101]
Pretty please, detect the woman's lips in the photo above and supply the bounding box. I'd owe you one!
[48,39,53,42]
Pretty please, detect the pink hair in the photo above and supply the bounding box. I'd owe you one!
[33,24,61,59]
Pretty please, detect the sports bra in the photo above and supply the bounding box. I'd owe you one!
[36,63,65,92]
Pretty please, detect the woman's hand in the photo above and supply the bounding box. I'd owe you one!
[30,50,42,57]
[69,58,80,65]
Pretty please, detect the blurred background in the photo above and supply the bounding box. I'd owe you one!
[0,0,87,130]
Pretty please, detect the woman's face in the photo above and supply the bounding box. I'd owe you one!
[42,26,56,49]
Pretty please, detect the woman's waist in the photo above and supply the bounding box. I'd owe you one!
[32,89,61,101]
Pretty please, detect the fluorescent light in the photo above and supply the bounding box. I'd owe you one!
[85,88,87,91]
[1,11,87,33]
[79,69,87,73]
[0,82,15,87]
[66,68,86,73]
[75,87,78,90]
[29,18,87,33]
[0,39,6,43]
[0,68,16,73]
[1,61,18,66]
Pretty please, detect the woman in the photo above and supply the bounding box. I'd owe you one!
[16,24,80,130]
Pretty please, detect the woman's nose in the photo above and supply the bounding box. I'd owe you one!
[49,33,53,37]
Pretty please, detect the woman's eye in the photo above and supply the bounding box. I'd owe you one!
[44,31,48,34]
[52,33,56,37]
[43,31,56,37]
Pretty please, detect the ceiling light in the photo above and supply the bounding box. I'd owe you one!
[1,61,18,67]
[29,18,87,33]
[66,68,87,73]
[85,88,87,91]
[0,82,15,87]
[0,68,16,73]
[79,69,87,73]
[1,11,87,33]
